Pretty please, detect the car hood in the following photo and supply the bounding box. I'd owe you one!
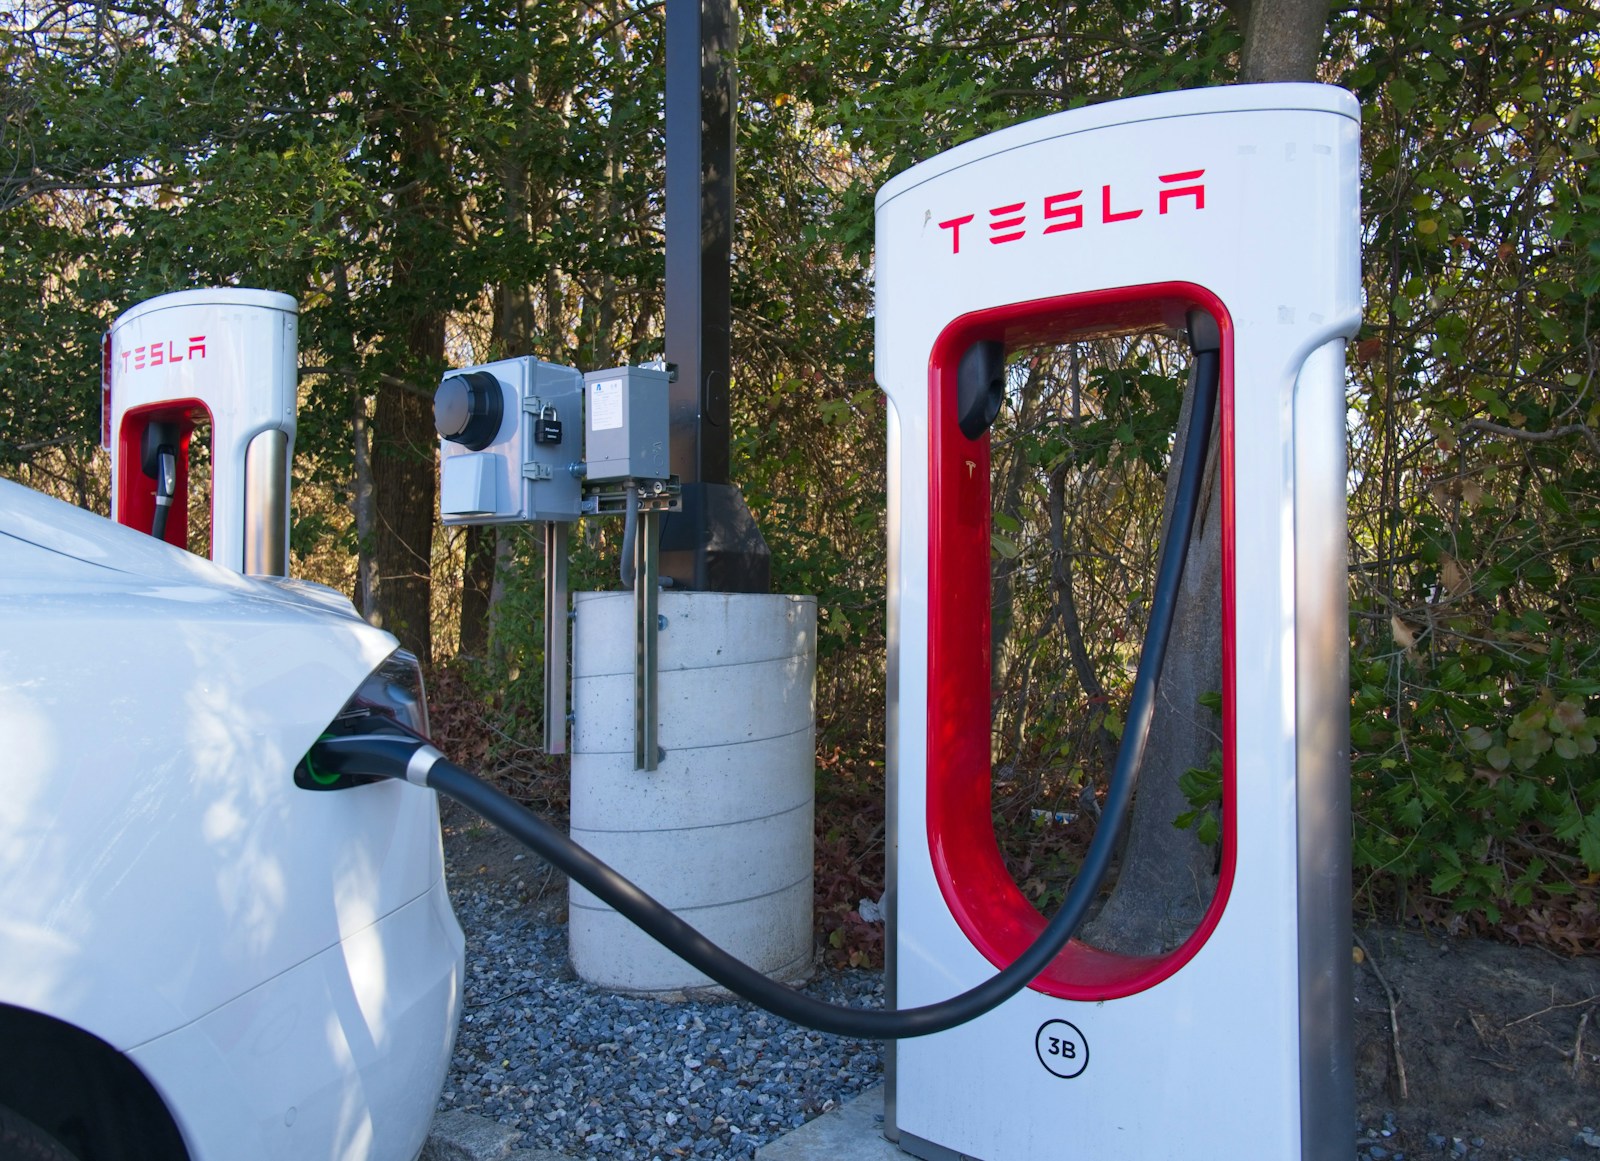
[0,478,364,623]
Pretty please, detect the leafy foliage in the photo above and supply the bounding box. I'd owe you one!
[3,0,1599,954]
[1334,0,1600,944]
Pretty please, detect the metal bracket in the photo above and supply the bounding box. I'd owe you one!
[543,521,569,755]
[583,476,682,517]
[633,506,661,771]
[640,357,679,382]
[522,461,553,481]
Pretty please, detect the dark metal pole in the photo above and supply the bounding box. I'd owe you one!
[661,0,770,592]
[664,0,731,486]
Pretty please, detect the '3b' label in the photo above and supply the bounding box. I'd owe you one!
[1034,1019,1089,1079]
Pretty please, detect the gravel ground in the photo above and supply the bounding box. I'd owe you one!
[437,808,1599,1161]
[437,847,884,1160]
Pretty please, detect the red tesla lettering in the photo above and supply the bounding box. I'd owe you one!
[940,214,975,254]
[1043,190,1084,233]
[937,164,1213,254]
[1158,169,1206,213]
[988,201,1026,244]
[1101,185,1142,223]
[117,334,206,371]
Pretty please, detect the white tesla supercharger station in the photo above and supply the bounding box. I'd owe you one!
[875,85,1360,1160]
[106,288,298,575]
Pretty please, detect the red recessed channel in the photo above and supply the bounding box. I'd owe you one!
[115,400,213,554]
[925,281,1236,999]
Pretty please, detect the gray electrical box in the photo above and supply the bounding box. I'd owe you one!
[437,357,584,525]
[583,365,671,482]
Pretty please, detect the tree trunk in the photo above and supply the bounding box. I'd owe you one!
[332,265,380,624]
[458,524,496,659]
[459,80,539,662]
[1229,0,1331,84]
[1079,4,1329,952]
[370,335,440,664]
[371,113,447,666]
[1080,365,1225,952]
[352,387,379,624]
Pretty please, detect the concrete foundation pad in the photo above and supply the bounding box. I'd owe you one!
[422,1110,524,1161]
[754,1085,901,1161]
[423,1110,577,1161]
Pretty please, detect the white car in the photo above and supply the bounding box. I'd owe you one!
[0,478,464,1161]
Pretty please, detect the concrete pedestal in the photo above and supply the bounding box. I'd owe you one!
[568,591,816,995]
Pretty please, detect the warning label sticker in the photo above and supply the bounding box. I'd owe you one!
[590,378,624,431]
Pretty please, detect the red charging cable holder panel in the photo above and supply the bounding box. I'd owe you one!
[924,281,1237,1001]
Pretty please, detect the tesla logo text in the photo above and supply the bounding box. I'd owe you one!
[938,170,1206,254]
[119,336,207,375]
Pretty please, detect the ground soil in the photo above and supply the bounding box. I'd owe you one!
[1352,924,1599,1160]
[441,801,1600,1160]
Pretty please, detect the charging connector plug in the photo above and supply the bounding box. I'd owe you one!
[295,649,433,791]
[150,448,177,540]
[140,420,182,542]
[308,731,442,788]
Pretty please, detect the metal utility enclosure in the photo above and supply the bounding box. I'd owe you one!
[107,288,298,575]
[875,85,1360,1160]
[434,355,589,757]
[436,357,584,525]
[584,365,672,484]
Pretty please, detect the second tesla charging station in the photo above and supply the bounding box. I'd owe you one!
[876,84,1360,1160]
[106,288,298,575]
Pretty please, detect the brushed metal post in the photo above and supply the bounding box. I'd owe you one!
[882,409,901,1144]
[1295,339,1355,1161]
[242,428,289,576]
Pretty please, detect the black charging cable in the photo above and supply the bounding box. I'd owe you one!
[312,317,1221,1039]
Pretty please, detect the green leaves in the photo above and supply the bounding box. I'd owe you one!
[1174,746,1223,847]
[1343,0,1600,942]
[4,0,1598,950]
[1581,813,1600,875]
[1354,677,1600,926]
